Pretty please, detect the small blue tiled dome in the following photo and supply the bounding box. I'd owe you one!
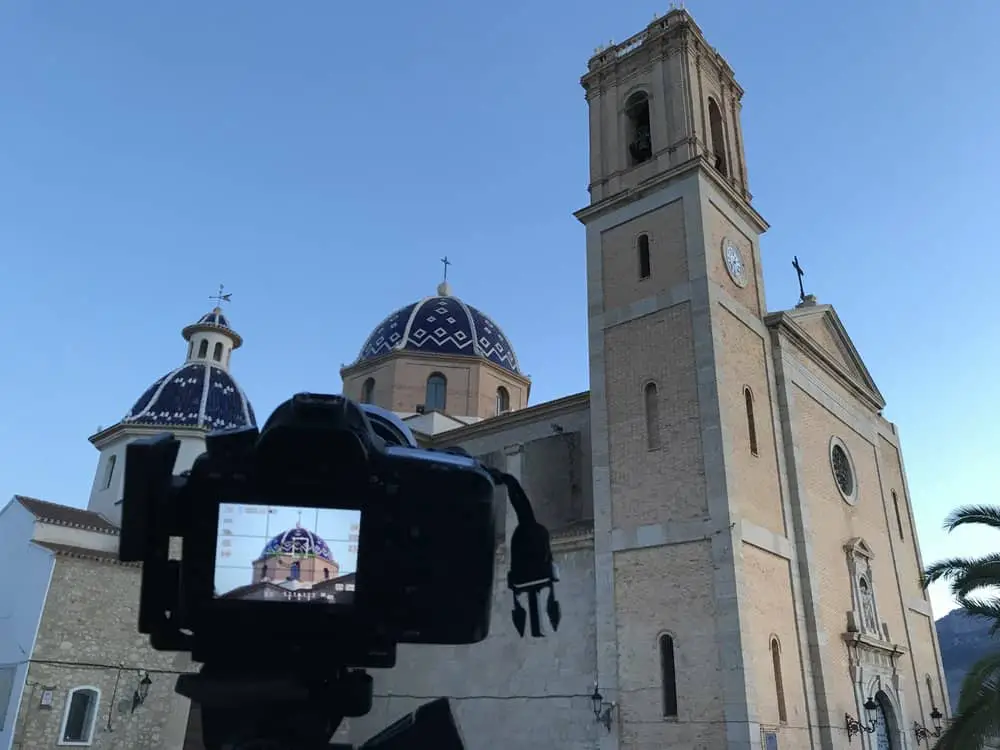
[258,525,333,561]
[199,309,230,328]
[123,363,256,430]
[182,306,243,349]
[356,285,520,373]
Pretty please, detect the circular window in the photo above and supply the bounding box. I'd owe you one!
[829,437,857,504]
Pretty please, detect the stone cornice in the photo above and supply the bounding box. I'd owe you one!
[423,391,589,447]
[582,11,744,98]
[575,158,767,234]
[765,311,886,413]
[89,421,208,448]
[842,631,909,658]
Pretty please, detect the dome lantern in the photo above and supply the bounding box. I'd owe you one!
[87,288,256,526]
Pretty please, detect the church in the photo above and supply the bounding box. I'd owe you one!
[0,9,951,750]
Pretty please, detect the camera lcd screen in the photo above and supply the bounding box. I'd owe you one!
[213,503,360,605]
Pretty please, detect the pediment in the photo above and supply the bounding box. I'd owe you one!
[844,537,876,561]
[766,303,886,412]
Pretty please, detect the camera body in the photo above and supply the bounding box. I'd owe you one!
[119,393,497,670]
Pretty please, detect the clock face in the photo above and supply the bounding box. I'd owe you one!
[722,238,748,288]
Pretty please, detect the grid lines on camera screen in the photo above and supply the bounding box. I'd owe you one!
[213,504,360,602]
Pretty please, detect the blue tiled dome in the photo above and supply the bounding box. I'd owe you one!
[258,525,333,561]
[357,291,520,374]
[123,363,256,430]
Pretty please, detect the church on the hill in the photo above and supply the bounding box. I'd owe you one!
[0,9,951,750]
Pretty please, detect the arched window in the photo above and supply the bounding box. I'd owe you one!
[197,339,209,358]
[187,341,194,359]
[707,98,728,177]
[496,386,510,415]
[261,564,268,580]
[60,686,100,744]
[103,455,117,490]
[638,234,651,279]
[744,387,758,456]
[213,342,223,362]
[659,633,678,718]
[361,378,375,404]
[290,562,300,581]
[770,637,787,723]
[645,382,661,451]
[425,373,447,411]
[324,567,330,580]
[625,91,652,166]
[891,491,905,541]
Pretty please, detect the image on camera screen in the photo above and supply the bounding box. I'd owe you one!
[213,503,360,604]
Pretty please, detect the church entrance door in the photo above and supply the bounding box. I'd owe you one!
[874,691,894,750]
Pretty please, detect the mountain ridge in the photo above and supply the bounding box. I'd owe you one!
[936,608,999,706]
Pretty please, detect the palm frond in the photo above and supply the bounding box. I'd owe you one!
[957,597,1000,635]
[934,652,1000,750]
[924,557,987,587]
[944,505,1000,533]
[951,559,1000,599]
[957,649,1000,713]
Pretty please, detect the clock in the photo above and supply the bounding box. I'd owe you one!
[722,237,748,288]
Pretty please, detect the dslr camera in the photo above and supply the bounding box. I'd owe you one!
[118,393,560,750]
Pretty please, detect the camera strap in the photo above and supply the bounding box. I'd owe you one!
[487,468,562,638]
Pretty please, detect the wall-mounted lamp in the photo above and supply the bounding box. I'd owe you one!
[845,697,878,742]
[914,707,943,743]
[131,671,153,714]
[591,683,616,732]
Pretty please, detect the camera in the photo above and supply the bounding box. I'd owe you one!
[118,393,561,749]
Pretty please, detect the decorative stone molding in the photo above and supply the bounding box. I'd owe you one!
[844,538,885,639]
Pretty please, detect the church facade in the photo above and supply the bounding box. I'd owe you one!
[0,9,949,750]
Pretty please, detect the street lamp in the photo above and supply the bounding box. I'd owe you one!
[591,683,616,732]
[914,707,944,743]
[846,697,879,742]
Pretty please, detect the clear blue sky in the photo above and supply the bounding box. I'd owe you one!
[1,1,997,619]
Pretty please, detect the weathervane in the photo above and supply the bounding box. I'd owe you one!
[209,284,232,307]
[792,257,807,303]
[440,256,452,283]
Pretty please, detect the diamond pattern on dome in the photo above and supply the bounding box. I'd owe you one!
[123,363,256,430]
[468,306,519,372]
[259,526,333,561]
[358,302,418,360]
[355,296,520,373]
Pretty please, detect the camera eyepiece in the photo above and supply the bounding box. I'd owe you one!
[256,394,375,486]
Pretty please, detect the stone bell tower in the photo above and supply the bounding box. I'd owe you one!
[576,9,803,750]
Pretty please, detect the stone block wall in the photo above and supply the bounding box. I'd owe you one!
[346,543,597,749]
[12,556,194,749]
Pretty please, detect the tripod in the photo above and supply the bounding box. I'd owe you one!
[176,666,464,750]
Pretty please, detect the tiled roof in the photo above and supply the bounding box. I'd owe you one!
[15,496,119,534]
[32,540,137,567]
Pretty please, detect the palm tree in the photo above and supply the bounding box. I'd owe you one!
[922,504,1000,750]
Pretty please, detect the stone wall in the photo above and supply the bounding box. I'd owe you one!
[12,556,194,749]
[346,542,598,749]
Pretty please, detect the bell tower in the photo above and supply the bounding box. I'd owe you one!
[583,10,751,206]
[578,9,804,750]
